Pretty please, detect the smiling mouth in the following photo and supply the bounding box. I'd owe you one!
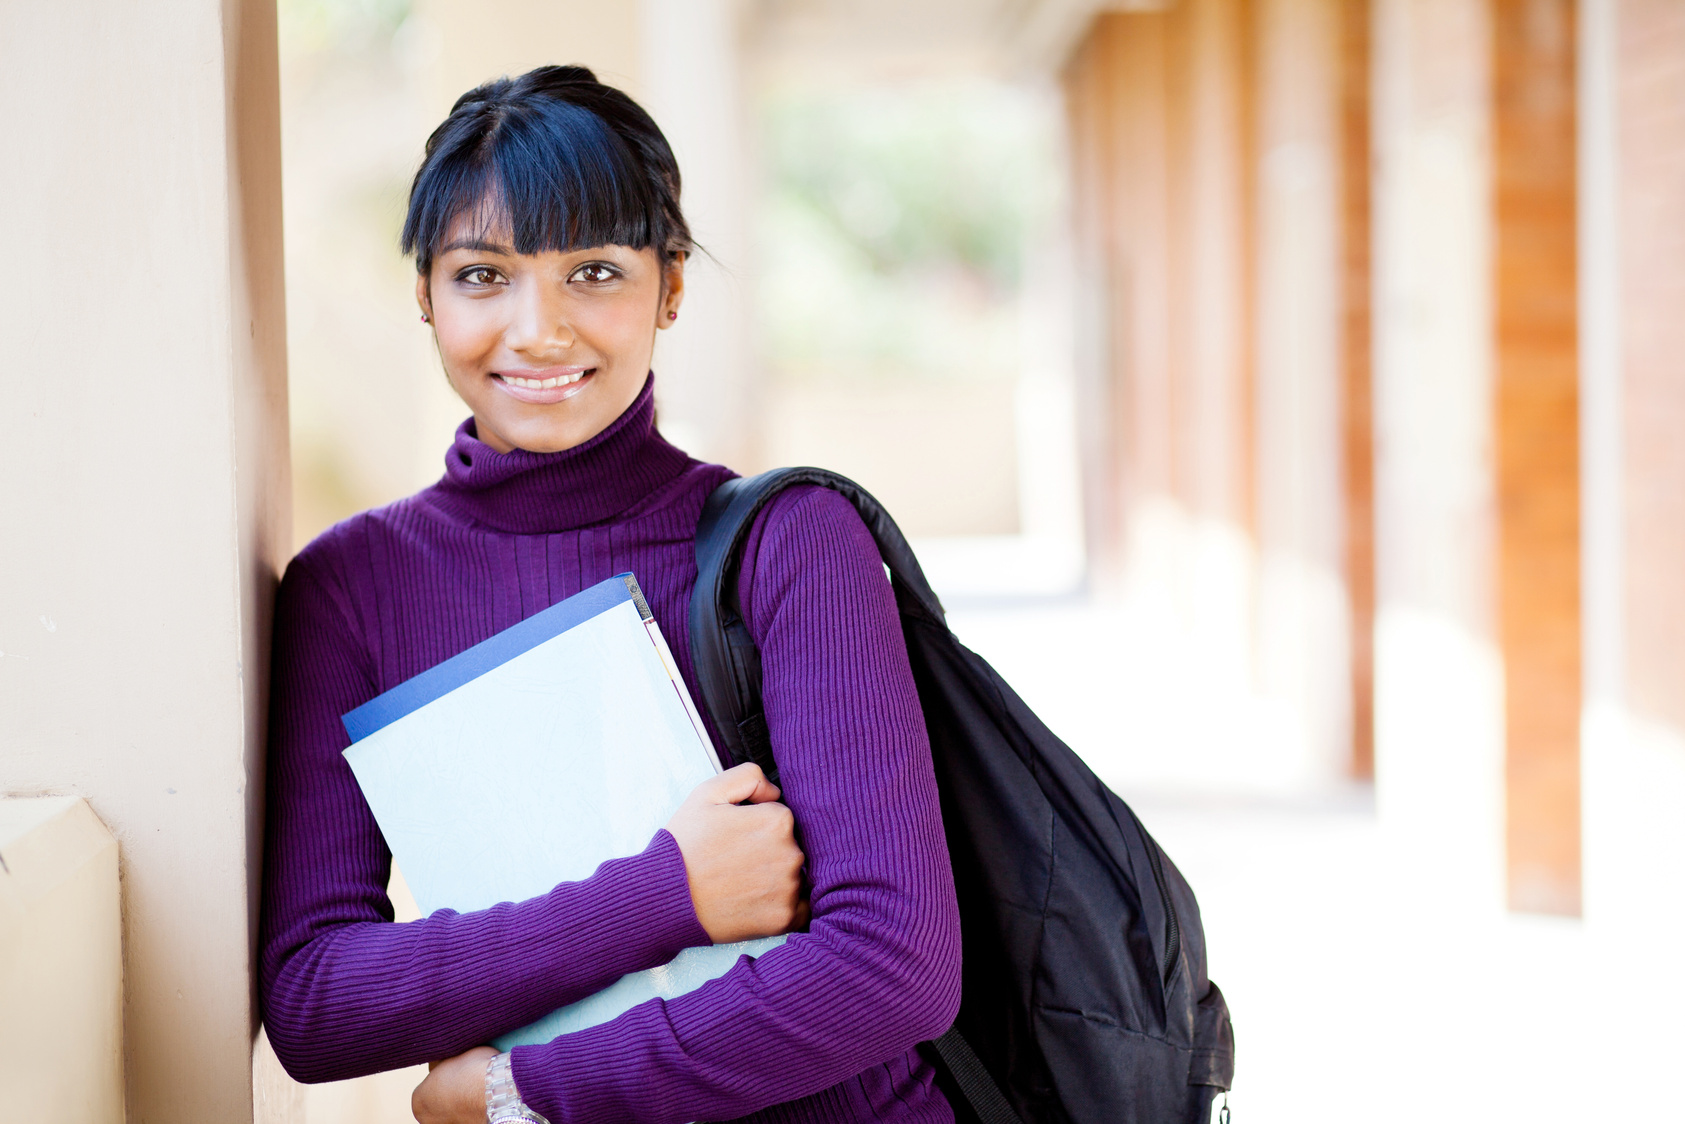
[497,369,592,390]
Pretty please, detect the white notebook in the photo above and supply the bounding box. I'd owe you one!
[341,573,785,1050]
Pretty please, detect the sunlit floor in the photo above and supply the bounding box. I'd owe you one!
[950,597,1682,1124]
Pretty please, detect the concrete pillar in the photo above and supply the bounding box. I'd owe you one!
[1338,0,1377,780]
[0,1,291,1120]
[1612,2,1685,746]
[1165,0,1256,688]
[1580,0,1685,934]
[1063,15,1173,585]
[638,0,756,468]
[1063,6,1254,671]
[1371,0,1505,909]
[1169,0,1253,537]
[1492,0,1581,916]
[1252,0,1351,786]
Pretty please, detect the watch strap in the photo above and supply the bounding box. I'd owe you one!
[485,1051,549,1124]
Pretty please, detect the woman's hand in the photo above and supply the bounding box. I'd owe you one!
[665,763,809,944]
[412,1045,496,1124]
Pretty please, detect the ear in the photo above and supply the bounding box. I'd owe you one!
[657,252,687,329]
[415,271,432,322]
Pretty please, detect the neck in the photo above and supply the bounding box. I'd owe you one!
[425,373,693,534]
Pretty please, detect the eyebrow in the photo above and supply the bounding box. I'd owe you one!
[439,238,514,255]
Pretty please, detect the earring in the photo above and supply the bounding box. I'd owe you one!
[421,312,430,323]
[667,311,677,321]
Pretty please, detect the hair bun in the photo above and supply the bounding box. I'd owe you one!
[402,64,693,274]
[536,64,600,86]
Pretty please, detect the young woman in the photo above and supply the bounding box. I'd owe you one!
[259,66,960,1124]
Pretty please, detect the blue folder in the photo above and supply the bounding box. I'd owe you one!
[342,573,784,1049]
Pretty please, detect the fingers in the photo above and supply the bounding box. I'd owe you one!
[741,772,784,804]
[742,795,798,844]
[695,762,781,806]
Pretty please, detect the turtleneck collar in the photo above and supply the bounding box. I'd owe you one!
[425,374,694,534]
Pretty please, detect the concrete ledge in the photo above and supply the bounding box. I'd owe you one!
[0,796,123,1123]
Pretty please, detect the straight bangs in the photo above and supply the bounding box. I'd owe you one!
[402,99,662,273]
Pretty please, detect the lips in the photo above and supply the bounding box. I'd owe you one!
[492,367,595,404]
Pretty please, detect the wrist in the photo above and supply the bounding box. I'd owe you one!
[484,1051,549,1124]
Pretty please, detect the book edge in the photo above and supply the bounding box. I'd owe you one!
[340,573,636,742]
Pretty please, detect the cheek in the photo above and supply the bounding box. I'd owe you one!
[433,305,500,373]
[587,298,657,361]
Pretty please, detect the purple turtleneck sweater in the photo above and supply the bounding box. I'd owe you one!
[259,378,961,1124]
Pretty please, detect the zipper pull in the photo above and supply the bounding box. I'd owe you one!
[1218,1092,1231,1124]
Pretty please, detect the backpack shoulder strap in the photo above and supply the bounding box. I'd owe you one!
[689,467,944,782]
[690,468,1025,1124]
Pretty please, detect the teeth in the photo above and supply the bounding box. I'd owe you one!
[504,371,588,389]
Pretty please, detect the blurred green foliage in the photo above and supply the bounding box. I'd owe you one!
[765,83,1052,293]
[279,0,412,55]
[756,80,1059,385]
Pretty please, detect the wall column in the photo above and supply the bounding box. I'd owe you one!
[1492,0,1581,916]
[1064,13,1174,589]
[1614,4,1685,748]
[0,0,290,1120]
[1580,0,1685,932]
[1064,6,1254,685]
[639,0,756,469]
[1252,0,1351,785]
[1339,0,1377,780]
[1373,0,1589,914]
[1163,0,1255,691]
[1372,0,1505,907]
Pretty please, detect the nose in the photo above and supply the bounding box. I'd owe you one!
[504,274,574,358]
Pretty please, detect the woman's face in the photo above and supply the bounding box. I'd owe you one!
[418,213,684,455]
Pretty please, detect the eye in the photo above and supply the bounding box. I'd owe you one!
[456,265,504,287]
[571,262,620,285]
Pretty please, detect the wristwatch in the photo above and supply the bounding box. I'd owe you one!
[484,1051,550,1124]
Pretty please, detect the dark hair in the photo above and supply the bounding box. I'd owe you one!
[400,65,692,275]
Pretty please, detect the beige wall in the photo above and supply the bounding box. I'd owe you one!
[0,0,290,1119]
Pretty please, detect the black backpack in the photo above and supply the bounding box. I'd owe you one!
[688,469,1235,1124]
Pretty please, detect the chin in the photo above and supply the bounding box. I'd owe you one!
[491,411,601,455]
[468,369,642,454]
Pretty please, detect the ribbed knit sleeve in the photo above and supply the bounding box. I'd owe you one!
[509,486,962,1124]
[259,546,711,1083]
